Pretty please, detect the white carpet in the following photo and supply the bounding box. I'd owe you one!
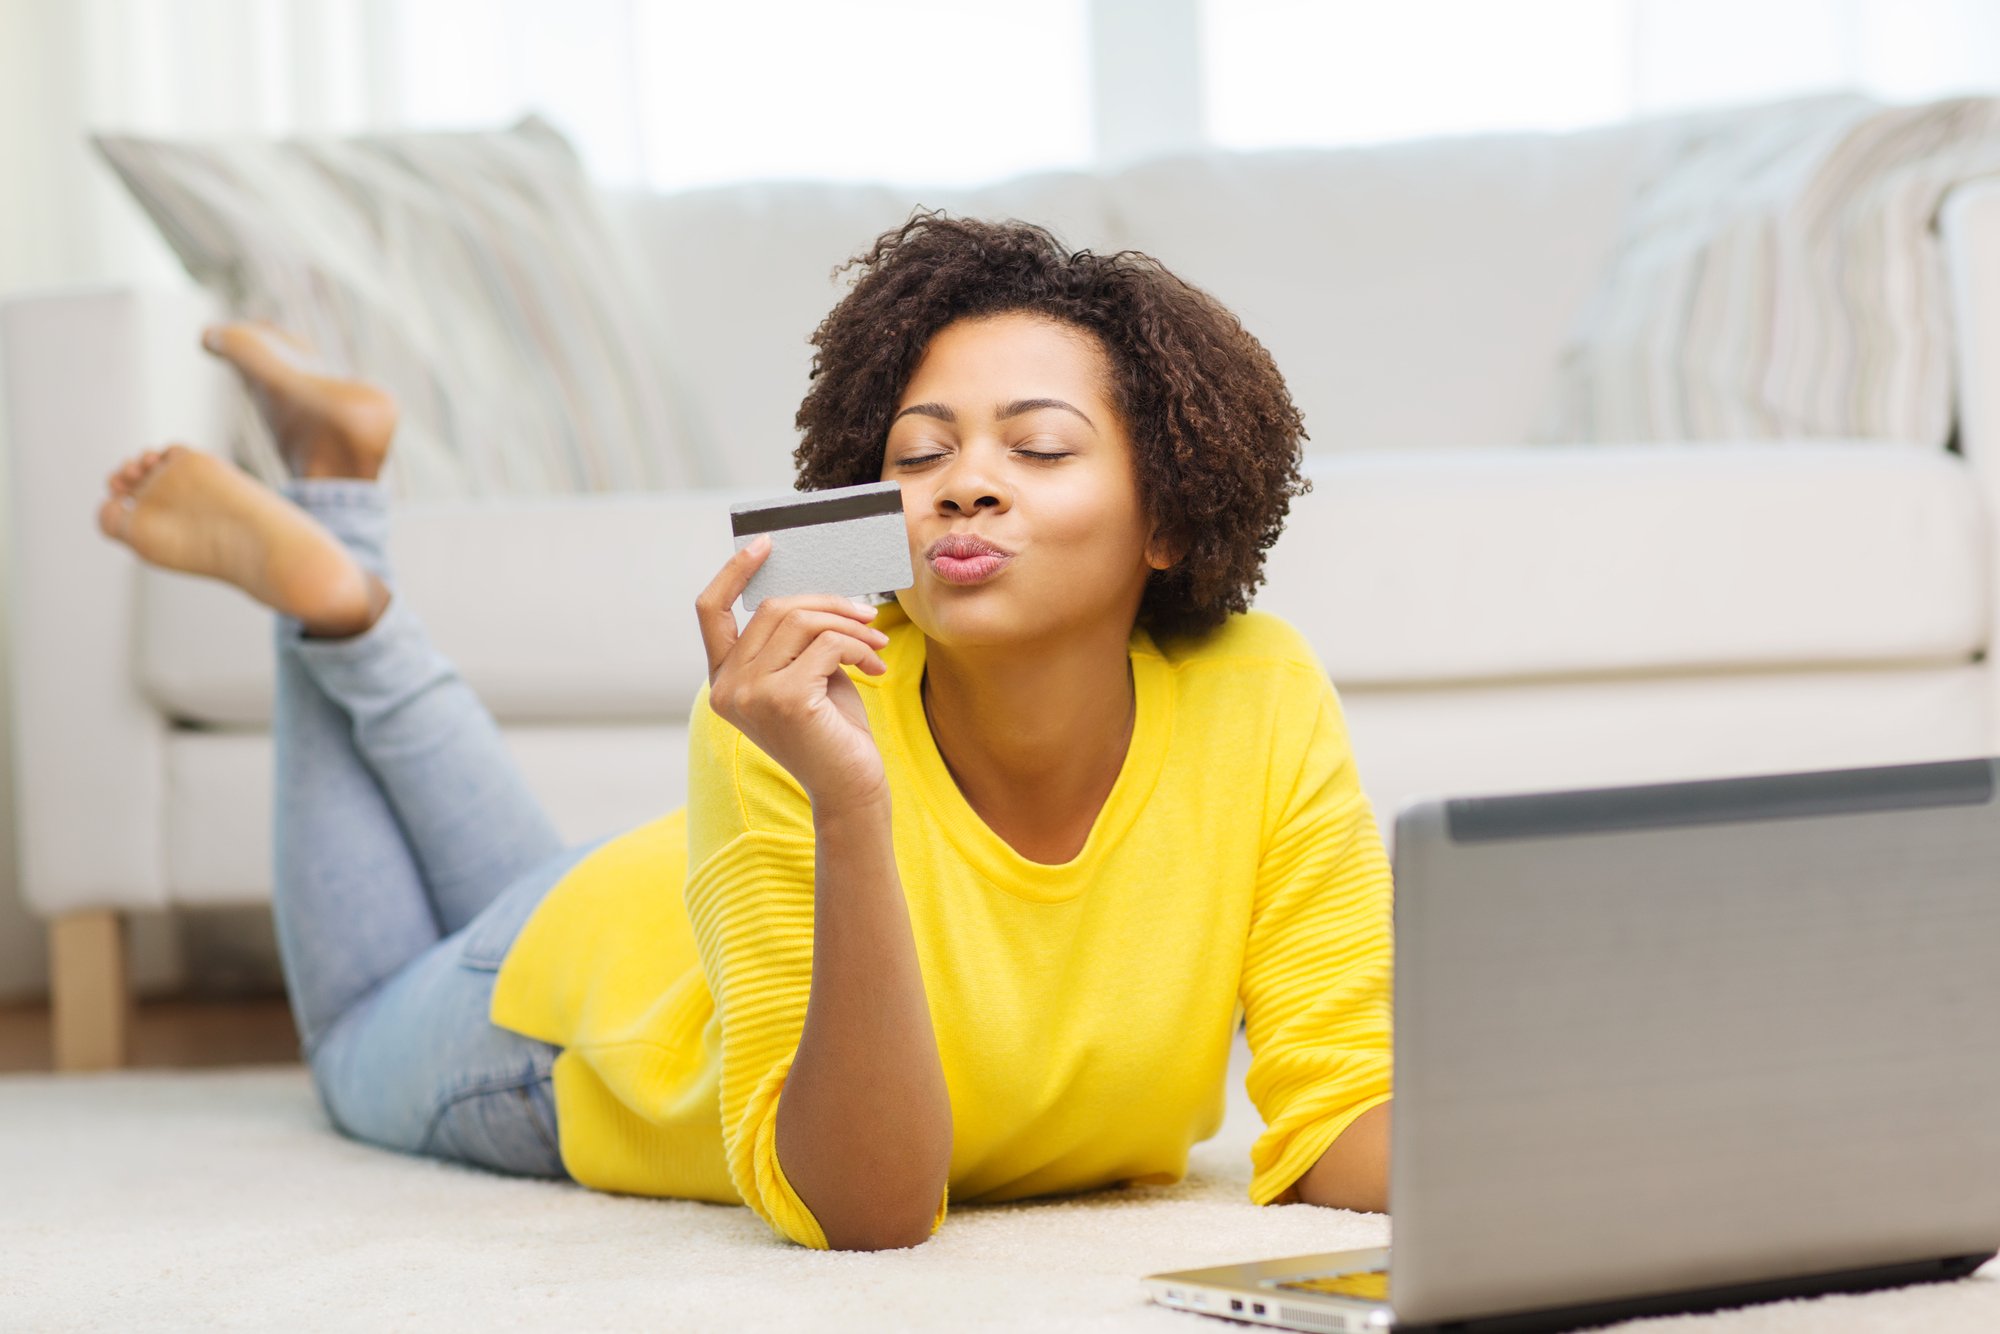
[2,1030,1994,1332]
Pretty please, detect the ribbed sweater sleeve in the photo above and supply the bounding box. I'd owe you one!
[682,681,950,1249]
[682,683,833,1249]
[1241,669,1395,1207]
[682,828,831,1248]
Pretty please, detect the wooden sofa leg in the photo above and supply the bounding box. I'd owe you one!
[50,909,130,1071]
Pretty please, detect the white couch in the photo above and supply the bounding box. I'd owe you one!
[8,114,2000,1070]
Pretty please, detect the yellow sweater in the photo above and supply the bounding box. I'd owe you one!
[489,598,1393,1249]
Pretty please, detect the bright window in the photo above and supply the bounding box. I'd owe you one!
[629,0,1093,191]
[1200,0,2000,154]
[1200,0,1631,151]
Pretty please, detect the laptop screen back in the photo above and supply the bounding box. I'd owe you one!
[1385,756,2000,1327]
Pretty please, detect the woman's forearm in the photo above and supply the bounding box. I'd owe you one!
[774,792,953,1250]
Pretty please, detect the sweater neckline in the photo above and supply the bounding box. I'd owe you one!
[887,609,1173,903]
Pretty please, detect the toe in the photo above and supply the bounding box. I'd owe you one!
[260,322,316,356]
[97,494,133,542]
[202,322,266,360]
[128,448,179,494]
[205,322,248,359]
[207,323,274,371]
[212,321,314,380]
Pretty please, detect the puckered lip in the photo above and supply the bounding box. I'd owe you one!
[925,532,1014,561]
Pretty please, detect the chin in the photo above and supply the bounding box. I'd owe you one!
[902,588,1044,650]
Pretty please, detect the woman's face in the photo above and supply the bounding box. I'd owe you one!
[881,311,1169,650]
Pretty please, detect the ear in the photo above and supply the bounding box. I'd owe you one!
[1144,523,1187,572]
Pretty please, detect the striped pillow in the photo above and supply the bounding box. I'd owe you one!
[93,114,695,500]
[1532,94,2000,450]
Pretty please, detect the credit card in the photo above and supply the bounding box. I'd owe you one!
[729,479,914,614]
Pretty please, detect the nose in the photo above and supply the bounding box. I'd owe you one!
[932,448,1010,516]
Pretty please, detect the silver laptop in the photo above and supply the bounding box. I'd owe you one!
[1145,755,2000,1332]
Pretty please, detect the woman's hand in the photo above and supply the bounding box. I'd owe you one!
[694,535,892,810]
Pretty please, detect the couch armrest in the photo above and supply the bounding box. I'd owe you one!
[1942,179,2000,471]
[1941,180,2000,692]
[1,283,229,917]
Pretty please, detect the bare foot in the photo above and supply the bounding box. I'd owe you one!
[98,444,392,639]
[201,322,398,482]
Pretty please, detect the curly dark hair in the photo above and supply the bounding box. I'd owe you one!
[792,209,1311,643]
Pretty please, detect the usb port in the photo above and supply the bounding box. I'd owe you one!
[1253,1303,1267,1315]
[1230,1298,1244,1312]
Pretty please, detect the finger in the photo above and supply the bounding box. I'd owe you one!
[774,628,889,690]
[695,536,772,678]
[735,595,884,668]
[739,607,889,678]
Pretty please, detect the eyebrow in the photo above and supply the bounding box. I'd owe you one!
[891,398,1096,432]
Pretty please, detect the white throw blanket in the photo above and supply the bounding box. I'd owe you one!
[1536,93,2000,451]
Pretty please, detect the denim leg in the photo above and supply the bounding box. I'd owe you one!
[274,477,568,936]
[307,835,611,1178]
[270,600,438,1055]
[265,475,592,1177]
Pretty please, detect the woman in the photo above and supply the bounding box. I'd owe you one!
[95,212,1393,1252]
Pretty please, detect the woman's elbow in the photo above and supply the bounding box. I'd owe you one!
[1294,1100,1392,1214]
[821,1215,940,1252]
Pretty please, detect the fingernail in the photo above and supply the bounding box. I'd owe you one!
[850,599,877,617]
[201,328,221,352]
[749,534,770,554]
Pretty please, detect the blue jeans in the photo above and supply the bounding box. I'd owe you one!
[269,477,612,1179]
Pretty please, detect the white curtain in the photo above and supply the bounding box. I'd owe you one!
[0,0,646,297]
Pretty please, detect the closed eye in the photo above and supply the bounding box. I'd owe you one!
[894,450,1071,467]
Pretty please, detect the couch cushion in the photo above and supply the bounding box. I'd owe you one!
[1098,127,1650,456]
[136,444,1986,727]
[1256,441,1987,685]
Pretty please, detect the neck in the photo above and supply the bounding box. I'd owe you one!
[921,622,1137,821]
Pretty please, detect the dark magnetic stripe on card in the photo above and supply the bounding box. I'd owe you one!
[730,488,905,536]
